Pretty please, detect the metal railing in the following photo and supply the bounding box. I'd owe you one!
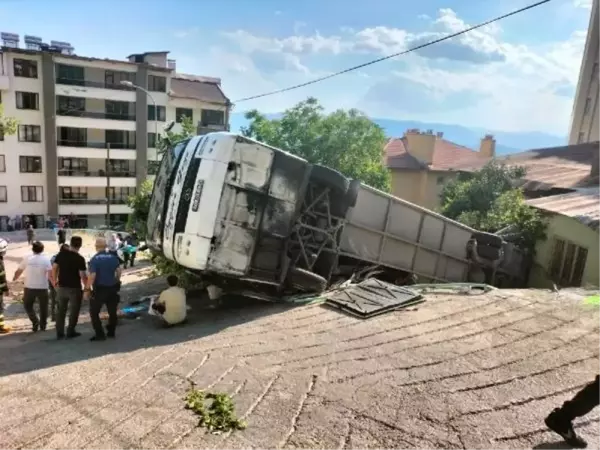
[58,198,129,205]
[56,109,136,121]
[57,139,136,150]
[55,77,136,91]
[58,170,136,178]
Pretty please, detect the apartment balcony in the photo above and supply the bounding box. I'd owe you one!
[57,139,137,159]
[58,170,137,188]
[56,108,137,131]
[55,75,136,102]
[58,198,132,216]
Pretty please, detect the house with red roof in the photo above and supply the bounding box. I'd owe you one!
[384,129,493,210]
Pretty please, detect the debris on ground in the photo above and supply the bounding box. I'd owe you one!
[184,382,247,433]
[409,282,495,295]
[325,278,423,319]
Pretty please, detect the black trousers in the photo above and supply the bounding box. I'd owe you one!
[56,287,82,337]
[559,375,599,420]
[89,285,119,338]
[23,288,49,328]
[49,284,57,320]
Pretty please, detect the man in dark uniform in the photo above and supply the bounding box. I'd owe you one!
[85,237,121,341]
[52,237,87,340]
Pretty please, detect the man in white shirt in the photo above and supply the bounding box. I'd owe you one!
[13,241,52,332]
[151,275,187,327]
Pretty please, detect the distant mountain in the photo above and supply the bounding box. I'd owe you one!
[230,113,567,155]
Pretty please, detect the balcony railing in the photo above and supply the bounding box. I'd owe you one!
[57,109,136,121]
[58,170,136,178]
[59,198,129,205]
[57,139,136,150]
[55,77,135,91]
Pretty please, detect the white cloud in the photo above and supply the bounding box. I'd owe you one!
[212,8,587,134]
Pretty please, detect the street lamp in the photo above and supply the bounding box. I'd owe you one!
[120,80,159,163]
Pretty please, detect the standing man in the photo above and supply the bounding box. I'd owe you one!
[0,238,11,334]
[57,227,66,246]
[49,243,70,322]
[13,241,52,332]
[26,225,35,246]
[125,230,139,268]
[52,236,87,340]
[85,237,122,341]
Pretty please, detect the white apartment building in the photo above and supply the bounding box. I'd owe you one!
[568,0,599,145]
[0,33,230,231]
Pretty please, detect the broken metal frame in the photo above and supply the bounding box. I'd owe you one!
[288,182,347,283]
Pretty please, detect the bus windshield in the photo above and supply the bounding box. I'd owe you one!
[146,139,190,250]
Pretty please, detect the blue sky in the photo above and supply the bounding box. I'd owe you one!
[0,0,593,135]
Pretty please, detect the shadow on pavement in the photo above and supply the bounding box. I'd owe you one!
[532,441,574,449]
[0,277,298,378]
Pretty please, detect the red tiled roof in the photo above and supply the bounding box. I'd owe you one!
[501,141,599,190]
[385,137,490,172]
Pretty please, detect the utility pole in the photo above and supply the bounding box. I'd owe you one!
[106,142,111,227]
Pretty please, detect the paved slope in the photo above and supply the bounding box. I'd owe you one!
[0,287,598,449]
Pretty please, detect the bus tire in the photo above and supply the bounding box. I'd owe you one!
[310,165,350,193]
[289,267,327,293]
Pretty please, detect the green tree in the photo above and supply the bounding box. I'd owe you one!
[440,161,546,252]
[0,104,18,136]
[241,97,390,191]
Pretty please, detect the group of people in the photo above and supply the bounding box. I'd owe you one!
[0,233,186,341]
[107,231,139,268]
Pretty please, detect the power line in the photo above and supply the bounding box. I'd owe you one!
[234,0,552,103]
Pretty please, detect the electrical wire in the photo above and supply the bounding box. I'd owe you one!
[233,0,553,103]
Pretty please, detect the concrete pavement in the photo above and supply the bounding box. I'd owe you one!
[0,241,598,448]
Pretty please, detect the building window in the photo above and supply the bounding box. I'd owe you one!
[19,156,42,173]
[60,187,87,199]
[176,108,193,123]
[18,125,41,143]
[106,129,135,149]
[578,131,585,144]
[201,109,225,126]
[107,159,133,174]
[59,157,88,172]
[21,186,43,202]
[0,126,3,141]
[148,160,160,175]
[57,96,85,114]
[56,64,84,85]
[436,176,445,185]
[16,92,39,110]
[13,58,38,78]
[584,97,592,116]
[107,187,135,202]
[148,75,166,92]
[0,186,6,203]
[148,132,157,148]
[58,127,87,146]
[105,70,134,88]
[0,155,4,172]
[147,105,166,121]
[105,100,132,119]
[549,238,588,287]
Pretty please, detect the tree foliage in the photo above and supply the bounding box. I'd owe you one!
[241,97,390,191]
[440,161,546,251]
[0,104,18,136]
[158,115,196,155]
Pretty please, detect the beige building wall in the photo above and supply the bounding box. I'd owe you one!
[569,0,599,144]
[391,170,458,210]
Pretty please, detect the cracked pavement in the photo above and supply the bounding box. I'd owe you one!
[0,242,598,449]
